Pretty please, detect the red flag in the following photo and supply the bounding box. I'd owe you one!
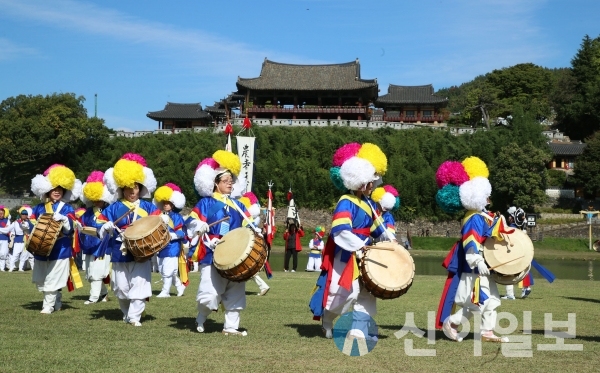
[224,122,233,135]
[243,117,252,129]
[287,189,293,201]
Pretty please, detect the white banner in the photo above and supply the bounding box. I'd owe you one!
[236,136,255,193]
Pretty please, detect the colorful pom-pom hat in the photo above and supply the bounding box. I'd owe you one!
[30,164,82,202]
[0,205,10,220]
[18,205,33,217]
[239,191,260,218]
[435,156,491,213]
[194,150,246,198]
[104,153,157,199]
[315,225,326,238]
[371,185,401,212]
[330,142,388,191]
[153,182,186,211]
[81,170,117,206]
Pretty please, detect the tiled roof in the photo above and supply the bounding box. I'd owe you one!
[237,58,378,92]
[548,142,587,156]
[376,84,448,105]
[147,103,211,120]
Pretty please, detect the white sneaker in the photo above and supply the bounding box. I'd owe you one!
[177,287,185,297]
[291,270,296,273]
[222,329,248,336]
[40,307,53,314]
[156,292,170,298]
[501,295,516,300]
[196,324,205,333]
[84,300,97,305]
[284,269,288,272]
[443,320,463,342]
[130,321,142,327]
[258,288,270,296]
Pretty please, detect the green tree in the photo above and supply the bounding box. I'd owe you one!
[490,142,551,211]
[572,131,600,197]
[0,93,111,195]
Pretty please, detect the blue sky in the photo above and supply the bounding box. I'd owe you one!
[1,0,598,132]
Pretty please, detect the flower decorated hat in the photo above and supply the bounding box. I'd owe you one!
[153,182,186,211]
[330,142,388,191]
[81,170,117,206]
[104,153,157,199]
[435,156,491,213]
[18,205,33,217]
[239,191,260,218]
[371,184,401,212]
[31,164,83,202]
[194,150,246,198]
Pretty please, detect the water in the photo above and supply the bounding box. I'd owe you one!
[268,252,597,280]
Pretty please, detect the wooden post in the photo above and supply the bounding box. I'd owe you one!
[580,209,599,250]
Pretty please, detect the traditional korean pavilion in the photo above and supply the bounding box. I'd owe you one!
[204,93,244,124]
[375,84,448,123]
[147,102,212,130]
[236,58,378,120]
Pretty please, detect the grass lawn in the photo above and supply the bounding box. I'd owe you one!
[1,268,598,372]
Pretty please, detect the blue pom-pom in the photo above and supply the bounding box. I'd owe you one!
[330,167,346,191]
[393,196,401,211]
[436,184,464,214]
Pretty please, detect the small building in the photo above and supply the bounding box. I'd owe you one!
[375,84,448,124]
[147,103,212,131]
[204,93,244,125]
[547,141,587,174]
[236,58,378,121]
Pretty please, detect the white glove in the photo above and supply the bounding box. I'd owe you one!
[202,237,220,251]
[169,232,179,241]
[160,214,170,225]
[21,221,30,231]
[53,213,68,223]
[477,260,490,276]
[194,221,209,236]
[252,226,263,237]
[74,221,83,231]
[99,221,115,239]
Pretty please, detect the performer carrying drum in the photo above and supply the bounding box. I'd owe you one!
[309,142,389,340]
[188,150,259,336]
[153,183,188,298]
[434,157,510,343]
[27,164,82,314]
[78,171,117,305]
[98,153,163,327]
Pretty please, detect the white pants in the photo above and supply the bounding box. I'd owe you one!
[85,254,111,301]
[0,240,8,270]
[448,273,501,332]
[505,284,515,297]
[252,274,269,292]
[32,259,70,292]
[42,290,62,311]
[158,256,184,295]
[118,298,146,323]
[112,261,151,322]
[196,264,246,330]
[306,255,322,271]
[9,242,27,271]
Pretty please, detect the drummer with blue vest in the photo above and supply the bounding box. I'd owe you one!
[187,150,258,336]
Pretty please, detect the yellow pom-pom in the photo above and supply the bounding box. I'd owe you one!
[83,182,104,202]
[154,185,173,203]
[238,196,251,209]
[113,159,145,189]
[48,166,76,190]
[462,156,489,179]
[213,150,241,177]
[357,143,388,176]
[371,187,386,203]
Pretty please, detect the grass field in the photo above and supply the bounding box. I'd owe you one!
[1,266,598,372]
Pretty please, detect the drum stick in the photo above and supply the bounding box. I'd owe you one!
[81,207,136,236]
[488,255,525,271]
[194,217,231,237]
[364,245,395,251]
[114,207,136,225]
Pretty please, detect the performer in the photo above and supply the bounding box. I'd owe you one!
[283,224,304,272]
[79,171,116,304]
[502,206,555,299]
[306,227,325,272]
[370,185,401,243]
[188,150,259,336]
[239,192,270,296]
[309,142,389,339]
[153,183,188,298]
[7,206,33,272]
[434,157,510,342]
[26,164,82,314]
[0,206,11,271]
[97,153,162,326]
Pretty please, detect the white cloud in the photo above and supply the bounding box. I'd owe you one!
[0,38,38,61]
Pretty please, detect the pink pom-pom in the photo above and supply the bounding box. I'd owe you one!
[121,153,147,167]
[332,143,361,167]
[436,161,469,188]
[196,158,218,171]
[43,164,64,176]
[165,182,181,192]
[242,192,258,205]
[86,171,105,183]
[383,185,399,197]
